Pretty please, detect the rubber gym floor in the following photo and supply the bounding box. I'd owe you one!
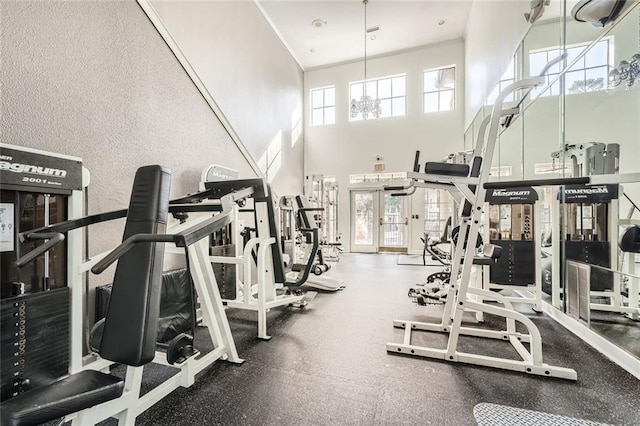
[87,254,639,425]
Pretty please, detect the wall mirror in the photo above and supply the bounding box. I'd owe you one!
[464,0,640,361]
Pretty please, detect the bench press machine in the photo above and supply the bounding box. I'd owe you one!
[1,165,249,425]
[386,56,578,380]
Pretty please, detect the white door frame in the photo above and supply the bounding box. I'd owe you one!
[350,189,379,253]
[349,188,410,253]
[378,191,409,252]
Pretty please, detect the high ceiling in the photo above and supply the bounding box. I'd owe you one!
[257,1,475,70]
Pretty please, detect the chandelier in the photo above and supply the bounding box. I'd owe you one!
[609,7,640,89]
[350,0,381,119]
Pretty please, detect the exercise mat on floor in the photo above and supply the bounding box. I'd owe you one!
[396,254,440,266]
[473,403,611,426]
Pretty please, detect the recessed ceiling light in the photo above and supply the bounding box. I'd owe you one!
[438,19,446,26]
[310,48,316,53]
[312,19,326,28]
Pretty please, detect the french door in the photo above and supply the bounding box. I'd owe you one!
[350,190,408,253]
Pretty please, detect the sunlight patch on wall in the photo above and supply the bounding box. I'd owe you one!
[267,130,282,183]
[291,104,302,147]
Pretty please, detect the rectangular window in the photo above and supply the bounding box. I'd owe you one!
[534,162,573,175]
[310,86,335,126]
[349,172,407,184]
[423,66,456,113]
[489,166,512,177]
[529,39,611,98]
[349,74,406,121]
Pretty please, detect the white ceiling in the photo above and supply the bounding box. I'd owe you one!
[257,1,475,70]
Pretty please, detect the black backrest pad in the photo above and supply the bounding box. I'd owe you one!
[462,156,483,217]
[259,184,286,283]
[157,269,194,343]
[100,166,171,366]
[424,162,470,177]
[295,196,315,229]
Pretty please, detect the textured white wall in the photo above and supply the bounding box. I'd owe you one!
[0,0,298,321]
[304,41,465,252]
[1,0,257,236]
[464,0,531,128]
[149,0,305,196]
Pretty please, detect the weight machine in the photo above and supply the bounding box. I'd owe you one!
[547,142,639,319]
[294,195,345,291]
[1,143,86,402]
[482,186,543,312]
[385,56,578,380]
[1,163,251,425]
[309,174,342,262]
[198,179,319,340]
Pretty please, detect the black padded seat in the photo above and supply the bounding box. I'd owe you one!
[91,268,195,349]
[620,225,640,253]
[424,162,470,177]
[0,370,123,426]
[157,269,194,343]
[472,244,502,265]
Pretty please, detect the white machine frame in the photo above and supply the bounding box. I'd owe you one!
[215,199,306,340]
[56,189,245,425]
[385,67,578,380]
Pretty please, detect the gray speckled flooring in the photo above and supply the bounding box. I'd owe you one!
[103,254,639,425]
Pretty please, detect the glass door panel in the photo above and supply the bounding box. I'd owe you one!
[379,193,407,251]
[350,191,378,252]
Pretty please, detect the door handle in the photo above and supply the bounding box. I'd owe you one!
[404,217,408,225]
[379,217,383,226]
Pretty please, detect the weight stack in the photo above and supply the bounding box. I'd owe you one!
[210,244,236,300]
[489,240,536,285]
[282,240,295,272]
[1,288,70,402]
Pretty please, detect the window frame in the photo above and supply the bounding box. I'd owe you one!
[528,38,612,98]
[348,73,407,121]
[423,65,456,114]
[310,85,336,127]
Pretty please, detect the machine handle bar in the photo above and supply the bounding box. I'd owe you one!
[18,187,254,239]
[92,209,235,274]
[91,234,176,274]
[15,233,66,268]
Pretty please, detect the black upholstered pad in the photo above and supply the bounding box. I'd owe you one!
[100,165,171,366]
[620,225,640,253]
[157,269,194,343]
[0,370,123,426]
[472,244,502,265]
[424,162,470,177]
